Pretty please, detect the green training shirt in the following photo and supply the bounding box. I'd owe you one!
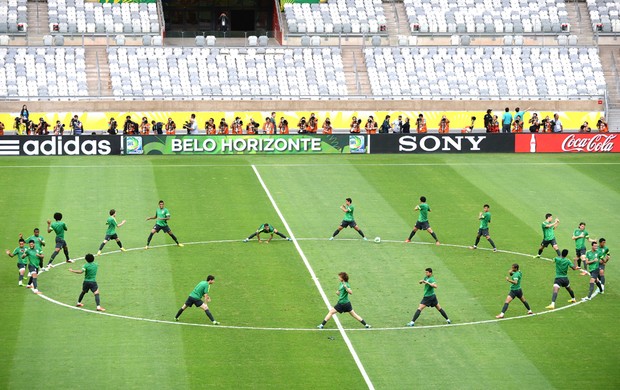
[597,246,610,260]
[25,235,44,251]
[479,211,491,229]
[23,248,42,267]
[258,224,274,233]
[423,276,436,297]
[51,221,67,239]
[573,229,589,249]
[586,250,600,272]
[337,281,351,304]
[82,262,98,282]
[155,208,170,227]
[542,221,555,241]
[510,270,522,291]
[343,205,355,222]
[12,247,27,265]
[417,203,430,222]
[106,216,118,235]
[554,257,573,278]
[189,281,210,300]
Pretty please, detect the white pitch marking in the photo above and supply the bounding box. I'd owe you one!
[251,164,376,390]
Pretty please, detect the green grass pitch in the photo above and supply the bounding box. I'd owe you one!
[1,154,618,389]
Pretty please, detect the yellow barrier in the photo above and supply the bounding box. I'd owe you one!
[0,110,604,132]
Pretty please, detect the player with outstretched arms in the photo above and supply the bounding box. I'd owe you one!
[145,200,183,249]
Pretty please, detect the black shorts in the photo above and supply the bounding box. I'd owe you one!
[17,263,26,270]
[55,237,67,249]
[477,228,490,237]
[415,221,430,230]
[340,220,357,229]
[420,294,438,307]
[333,302,353,313]
[27,265,39,274]
[82,281,99,293]
[554,277,570,288]
[575,248,586,258]
[105,234,119,241]
[508,289,523,299]
[153,224,171,233]
[184,296,204,308]
[541,239,557,248]
[589,269,600,280]
[599,263,605,271]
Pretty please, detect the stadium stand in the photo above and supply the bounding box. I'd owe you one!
[283,0,386,35]
[107,47,348,98]
[404,0,570,34]
[587,0,620,33]
[47,0,160,34]
[0,0,28,33]
[364,46,605,98]
[0,47,88,97]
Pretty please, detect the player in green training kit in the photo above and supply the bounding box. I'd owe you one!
[145,200,183,249]
[20,228,46,270]
[572,222,595,275]
[22,240,44,294]
[6,238,28,286]
[97,209,127,256]
[318,272,371,329]
[583,242,603,300]
[535,213,561,258]
[329,198,367,241]
[175,275,219,324]
[406,268,450,326]
[496,264,533,318]
[597,238,610,293]
[545,249,580,309]
[47,212,73,264]
[406,196,440,245]
[243,223,292,243]
[470,204,497,252]
[69,253,105,311]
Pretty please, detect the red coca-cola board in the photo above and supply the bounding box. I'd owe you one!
[515,133,620,153]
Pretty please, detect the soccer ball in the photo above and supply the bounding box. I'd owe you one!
[374,237,381,243]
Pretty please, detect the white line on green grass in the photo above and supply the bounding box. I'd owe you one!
[251,164,376,390]
[35,239,596,333]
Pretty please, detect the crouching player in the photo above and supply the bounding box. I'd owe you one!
[175,276,220,325]
[243,223,291,243]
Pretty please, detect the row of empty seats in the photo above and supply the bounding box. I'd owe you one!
[284,0,386,34]
[0,0,27,33]
[107,47,348,98]
[364,46,605,99]
[47,0,160,34]
[405,0,570,34]
[0,47,88,97]
[587,0,620,33]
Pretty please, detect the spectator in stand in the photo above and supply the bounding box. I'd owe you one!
[140,117,151,135]
[297,117,307,133]
[53,120,65,135]
[36,118,50,135]
[70,115,83,135]
[306,113,318,133]
[205,118,216,135]
[528,113,540,133]
[0,121,4,135]
[484,109,493,133]
[365,116,377,134]
[263,117,274,134]
[490,115,500,133]
[151,120,164,135]
[20,105,29,126]
[279,117,289,134]
[219,13,229,32]
[502,107,512,133]
[597,116,608,133]
[541,115,552,133]
[416,114,427,133]
[322,118,332,134]
[438,115,450,134]
[551,113,563,133]
[218,118,229,135]
[188,114,198,134]
[108,117,118,135]
[379,115,391,133]
[392,115,403,133]
[402,117,411,133]
[165,118,176,135]
[579,121,592,133]
[247,118,259,134]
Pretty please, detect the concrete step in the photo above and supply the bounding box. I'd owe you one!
[26,0,48,38]
[605,109,620,132]
[341,47,371,96]
[599,47,620,104]
[382,1,409,37]
[85,46,112,97]
[565,1,594,43]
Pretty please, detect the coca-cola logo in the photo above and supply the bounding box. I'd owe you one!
[561,134,617,152]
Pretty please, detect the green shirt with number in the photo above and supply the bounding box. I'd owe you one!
[155,208,170,227]
[586,250,600,272]
[23,248,42,267]
[51,221,67,239]
[25,235,45,251]
[510,270,522,291]
[554,257,574,278]
[343,205,355,222]
[189,281,210,300]
[417,203,430,222]
[423,276,436,297]
[542,221,555,241]
[106,217,118,235]
[82,262,98,282]
[573,229,589,249]
[479,212,491,229]
[337,281,351,304]
[12,246,27,265]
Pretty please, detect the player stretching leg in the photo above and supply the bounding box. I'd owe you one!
[175,275,219,324]
[243,223,291,243]
[535,213,561,258]
[69,253,105,311]
[145,200,183,249]
[329,198,367,241]
[597,238,610,293]
[318,272,371,329]
[470,204,497,252]
[97,209,127,256]
[496,264,533,318]
[6,238,27,286]
[406,268,450,326]
[583,242,603,300]
[572,222,595,276]
[406,196,440,245]
[47,212,73,264]
[546,249,579,309]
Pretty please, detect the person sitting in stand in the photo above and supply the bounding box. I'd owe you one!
[246,118,259,134]
[218,118,229,135]
[541,115,552,133]
[597,116,608,133]
[278,117,289,134]
[416,114,427,133]
[322,118,333,134]
[306,113,318,133]
[490,115,500,133]
[205,118,216,135]
[151,120,164,135]
[579,121,592,133]
[140,117,150,135]
[438,115,450,134]
[528,113,540,133]
[165,118,176,135]
[297,117,307,134]
[263,117,275,134]
[461,116,476,133]
[365,116,377,134]
[36,118,50,135]
[511,115,523,133]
